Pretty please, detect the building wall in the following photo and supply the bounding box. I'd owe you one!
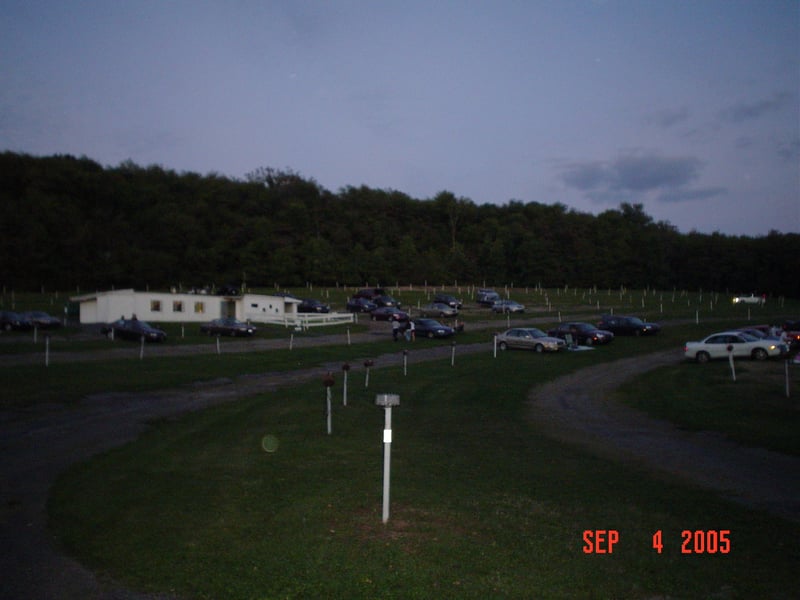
[72,290,298,324]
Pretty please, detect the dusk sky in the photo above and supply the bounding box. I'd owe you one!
[2,1,798,236]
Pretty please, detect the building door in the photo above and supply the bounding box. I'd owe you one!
[221,300,236,318]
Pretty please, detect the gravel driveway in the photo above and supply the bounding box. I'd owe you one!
[2,333,797,599]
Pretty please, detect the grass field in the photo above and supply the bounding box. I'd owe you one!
[3,288,799,598]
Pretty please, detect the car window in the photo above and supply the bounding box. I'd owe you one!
[706,335,727,344]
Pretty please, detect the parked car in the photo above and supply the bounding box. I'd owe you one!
[781,320,800,349]
[200,317,257,337]
[373,294,401,308]
[22,311,62,329]
[101,318,167,342]
[346,297,377,313]
[0,310,33,331]
[298,298,330,313]
[491,299,525,314]
[496,328,566,353]
[410,318,455,339]
[547,322,614,345]
[354,288,386,300]
[597,315,660,336]
[434,294,463,309]
[477,289,501,307]
[370,307,409,322]
[736,326,780,341]
[684,331,788,363]
[732,294,765,305]
[419,302,459,318]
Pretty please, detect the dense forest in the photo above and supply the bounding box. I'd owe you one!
[1,151,798,297]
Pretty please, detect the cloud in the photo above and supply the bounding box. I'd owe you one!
[657,187,727,203]
[646,106,690,128]
[559,152,725,205]
[720,91,795,123]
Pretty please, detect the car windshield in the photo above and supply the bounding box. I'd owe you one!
[523,329,546,338]
[575,323,594,332]
[627,317,645,325]
[739,332,758,341]
[417,319,441,327]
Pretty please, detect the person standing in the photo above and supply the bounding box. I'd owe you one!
[392,317,401,341]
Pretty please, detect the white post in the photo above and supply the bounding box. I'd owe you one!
[289,333,294,350]
[342,369,348,406]
[139,335,145,360]
[216,336,221,355]
[785,360,790,398]
[326,387,332,435]
[493,334,497,358]
[403,350,408,375]
[45,335,50,367]
[347,327,351,346]
[375,393,399,524]
[728,346,736,382]
[451,341,456,367]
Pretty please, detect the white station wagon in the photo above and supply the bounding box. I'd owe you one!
[684,331,788,363]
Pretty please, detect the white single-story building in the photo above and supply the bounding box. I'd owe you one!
[70,288,303,325]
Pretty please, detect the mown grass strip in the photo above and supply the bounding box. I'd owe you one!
[48,338,799,598]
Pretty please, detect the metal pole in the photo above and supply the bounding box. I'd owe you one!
[327,387,332,435]
[382,405,392,523]
[139,335,144,360]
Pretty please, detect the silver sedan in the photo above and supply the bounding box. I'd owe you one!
[496,328,566,353]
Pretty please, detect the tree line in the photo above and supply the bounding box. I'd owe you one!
[1,151,798,298]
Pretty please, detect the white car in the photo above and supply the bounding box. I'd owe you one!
[496,328,566,352]
[732,294,765,305]
[684,331,788,363]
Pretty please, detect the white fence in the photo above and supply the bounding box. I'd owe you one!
[256,312,355,329]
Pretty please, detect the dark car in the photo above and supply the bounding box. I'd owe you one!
[200,317,257,337]
[101,318,167,342]
[354,288,386,300]
[411,318,455,339]
[434,294,463,309]
[547,322,614,345]
[477,289,501,307]
[373,294,401,308]
[217,284,241,296]
[597,315,660,336]
[346,297,377,313]
[371,307,409,322]
[0,310,33,331]
[22,311,62,329]
[298,298,331,313]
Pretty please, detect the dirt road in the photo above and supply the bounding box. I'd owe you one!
[527,349,800,522]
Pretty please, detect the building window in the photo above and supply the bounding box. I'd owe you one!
[173,301,184,313]
[151,300,161,312]
[194,302,205,314]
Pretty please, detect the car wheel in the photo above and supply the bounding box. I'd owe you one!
[499,341,508,351]
[534,344,544,353]
[585,337,593,346]
[752,348,768,361]
[3,323,12,332]
[634,329,641,337]
[427,332,434,339]
[371,314,377,321]
[696,351,710,364]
